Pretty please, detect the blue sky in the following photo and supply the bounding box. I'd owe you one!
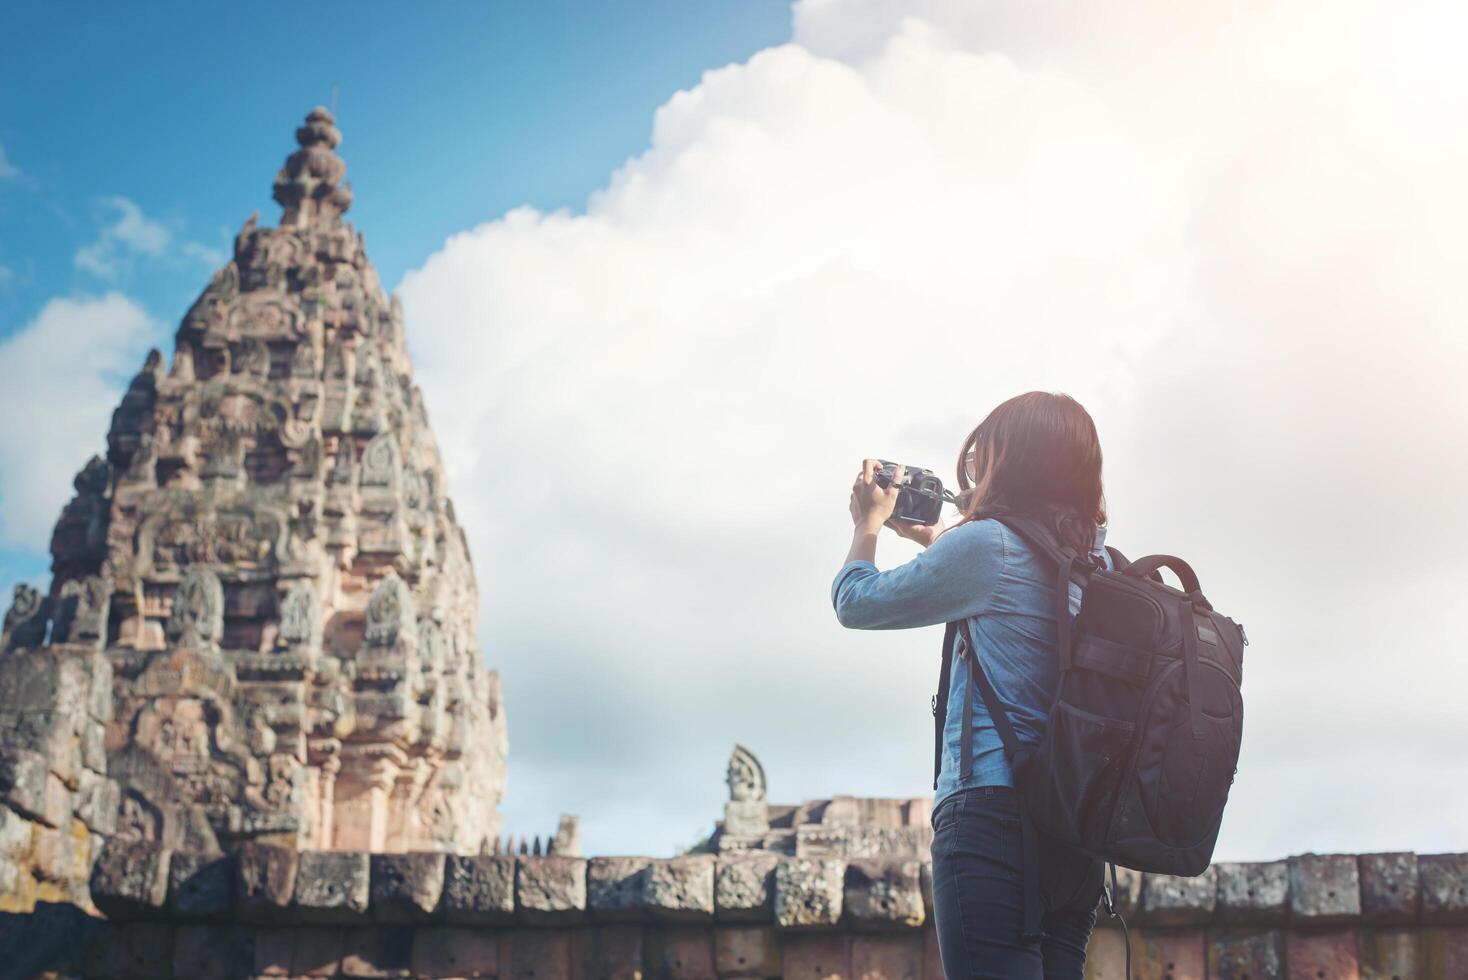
[0,0,790,607]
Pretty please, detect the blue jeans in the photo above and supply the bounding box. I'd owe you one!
[930,785,1103,979]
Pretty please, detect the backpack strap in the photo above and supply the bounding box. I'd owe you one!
[931,621,957,791]
[989,514,1091,672]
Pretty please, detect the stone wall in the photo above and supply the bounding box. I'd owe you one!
[3,843,1465,977]
[0,646,118,913]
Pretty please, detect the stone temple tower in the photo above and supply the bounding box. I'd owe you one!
[9,108,507,858]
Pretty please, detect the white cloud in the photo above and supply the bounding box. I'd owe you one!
[72,196,221,280]
[0,294,160,549]
[0,143,17,180]
[399,0,1468,860]
[75,196,172,279]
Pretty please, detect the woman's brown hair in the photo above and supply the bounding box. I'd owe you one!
[952,391,1107,555]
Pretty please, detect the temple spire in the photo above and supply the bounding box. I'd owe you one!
[272,106,353,229]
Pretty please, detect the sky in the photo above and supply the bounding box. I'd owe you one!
[3,0,1467,860]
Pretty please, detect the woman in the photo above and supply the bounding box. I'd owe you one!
[831,391,1109,979]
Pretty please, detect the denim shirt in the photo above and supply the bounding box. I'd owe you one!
[830,518,1110,809]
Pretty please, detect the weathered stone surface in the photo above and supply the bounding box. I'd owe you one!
[89,837,171,918]
[410,926,500,978]
[75,768,120,836]
[1286,929,1359,979]
[1289,853,1361,924]
[0,749,66,827]
[1139,868,1217,926]
[236,842,299,920]
[371,852,445,922]
[442,854,516,924]
[0,107,514,870]
[583,923,644,979]
[844,859,925,928]
[645,855,716,922]
[1132,929,1206,980]
[516,855,587,923]
[1420,853,1468,924]
[1360,928,1419,980]
[1207,927,1284,979]
[294,850,370,921]
[715,926,781,977]
[1359,851,1419,924]
[84,921,175,980]
[716,852,780,921]
[782,932,851,980]
[647,926,717,979]
[774,858,844,929]
[1215,860,1289,923]
[341,925,414,978]
[504,928,579,980]
[173,923,254,980]
[588,856,653,921]
[850,933,922,980]
[169,850,235,919]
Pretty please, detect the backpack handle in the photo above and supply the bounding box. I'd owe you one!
[1124,554,1201,594]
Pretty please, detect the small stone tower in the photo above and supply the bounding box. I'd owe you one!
[10,108,508,858]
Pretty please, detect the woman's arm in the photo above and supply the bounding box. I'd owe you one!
[831,518,1006,629]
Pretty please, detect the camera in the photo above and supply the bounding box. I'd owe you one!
[873,459,948,525]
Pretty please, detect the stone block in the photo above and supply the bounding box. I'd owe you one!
[774,858,845,929]
[647,927,717,980]
[583,923,645,980]
[292,926,347,978]
[1207,928,1285,979]
[170,851,236,919]
[589,855,653,921]
[341,925,414,978]
[90,837,172,918]
[75,769,119,836]
[1420,853,1468,924]
[31,821,83,887]
[86,652,114,722]
[714,926,780,978]
[1422,926,1468,979]
[1289,853,1361,925]
[174,923,254,980]
[82,719,107,773]
[1286,929,1359,980]
[505,928,579,980]
[1359,852,1419,925]
[294,850,370,921]
[443,854,516,925]
[370,852,445,922]
[516,855,588,924]
[84,921,175,980]
[1216,860,1290,924]
[1138,868,1216,926]
[851,933,922,979]
[1082,927,1128,980]
[646,855,716,922]
[844,859,925,929]
[716,851,780,921]
[1359,928,1418,980]
[0,749,67,827]
[250,926,296,977]
[236,842,299,921]
[410,925,500,978]
[0,804,29,860]
[1133,928,1206,980]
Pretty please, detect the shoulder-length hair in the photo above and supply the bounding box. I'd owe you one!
[951,391,1107,556]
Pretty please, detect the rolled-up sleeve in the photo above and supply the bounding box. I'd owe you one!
[830,519,1007,630]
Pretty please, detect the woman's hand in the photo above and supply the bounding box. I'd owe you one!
[850,459,903,530]
[885,517,947,548]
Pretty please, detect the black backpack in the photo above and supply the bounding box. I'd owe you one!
[932,513,1246,942]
